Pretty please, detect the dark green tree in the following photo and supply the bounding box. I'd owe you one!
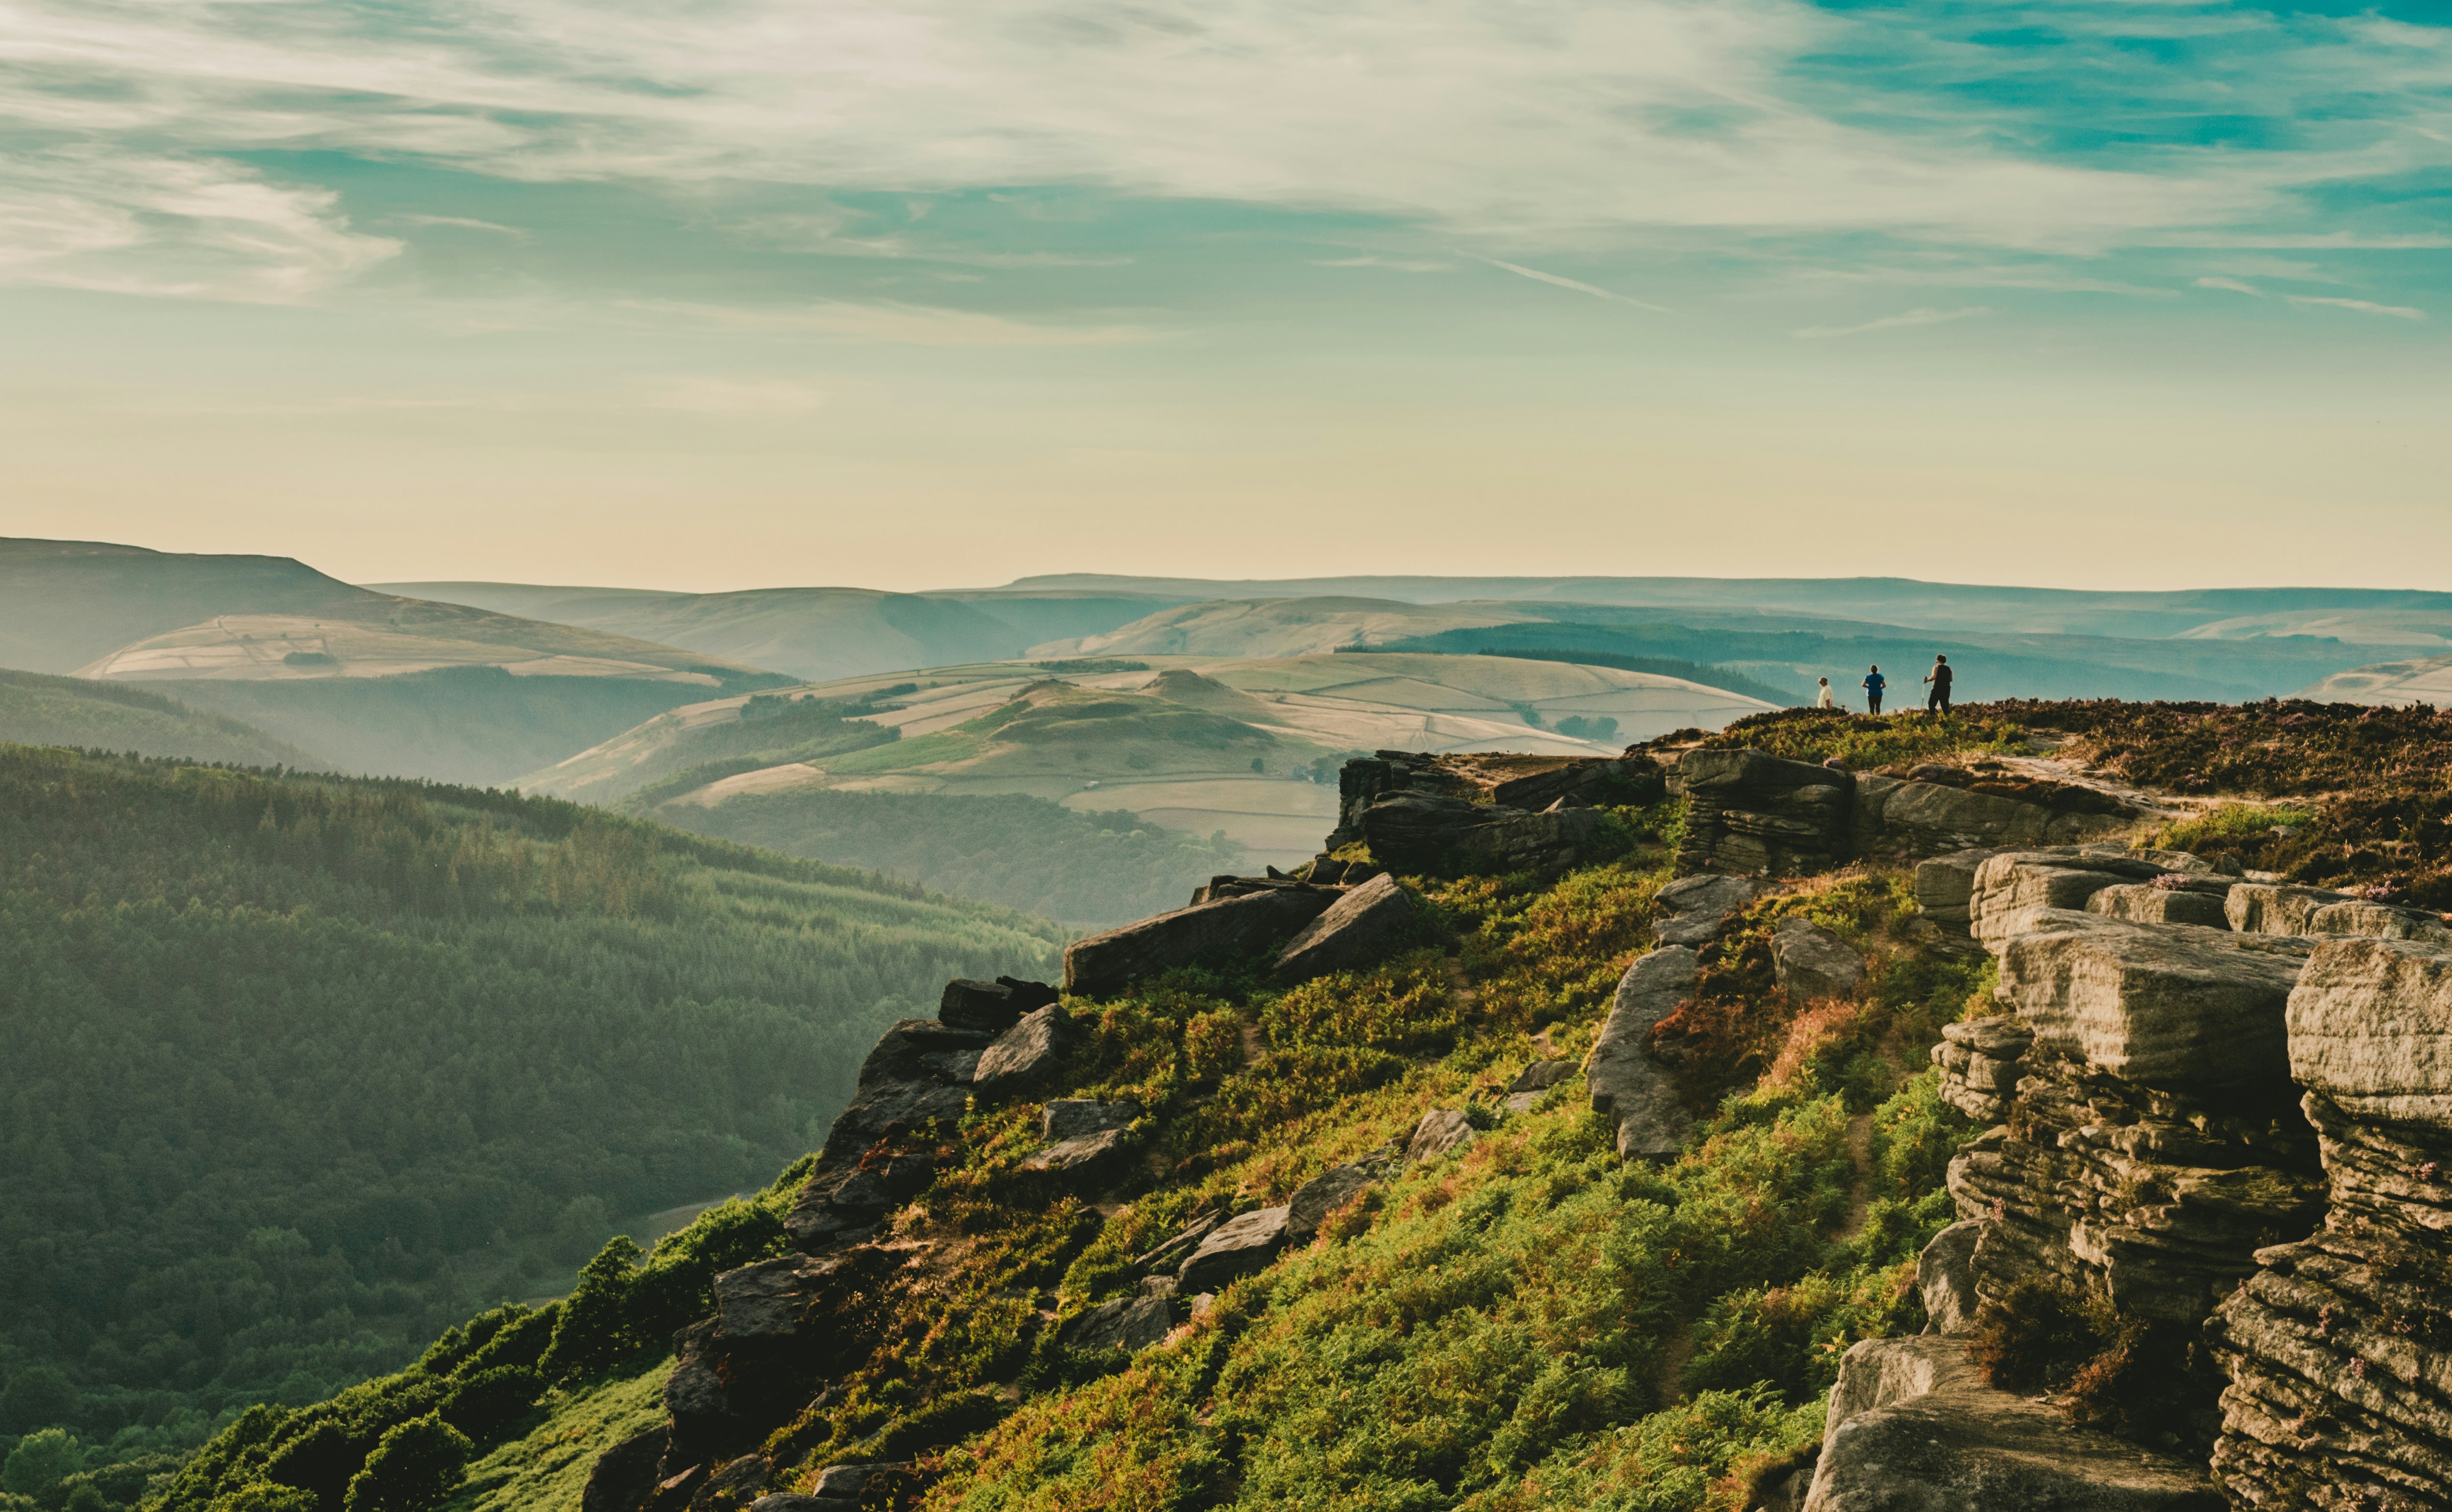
[340,1416,471,1512]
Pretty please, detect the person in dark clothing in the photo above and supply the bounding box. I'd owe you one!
[1924,655,1953,715]
[1862,665,1885,715]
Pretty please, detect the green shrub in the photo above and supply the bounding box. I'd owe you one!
[340,1417,471,1512]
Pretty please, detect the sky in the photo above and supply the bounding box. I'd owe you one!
[1,0,2448,592]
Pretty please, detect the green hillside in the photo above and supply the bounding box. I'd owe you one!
[0,745,1060,1493]
[658,788,1245,925]
[0,670,327,768]
[0,539,376,675]
[149,762,1988,1512]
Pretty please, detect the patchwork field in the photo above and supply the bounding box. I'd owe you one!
[527,652,1769,870]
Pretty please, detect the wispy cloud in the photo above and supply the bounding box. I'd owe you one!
[0,0,2445,303]
[626,298,1157,346]
[2286,294,2427,321]
[1793,306,1989,339]
[1314,255,1452,273]
[1472,257,1672,312]
[2196,276,2262,296]
[392,214,527,239]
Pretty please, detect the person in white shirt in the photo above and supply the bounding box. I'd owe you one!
[1816,677,1834,709]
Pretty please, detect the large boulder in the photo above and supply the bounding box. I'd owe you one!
[1358,792,1600,877]
[1803,1336,2222,1511]
[1673,748,1853,877]
[1177,1206,1291,1293]
[1585,946,1696,1161]
[581,1428,668,1512]
[810,1081,970,1172]
[2285,935,2452,1130]
[2227,882,2355,937]
[1064,889,1331,998]
[1999,910,2308,1096]
[938,976,1057,1033]
[1771,917,1863,1000]
[712,1255,840,1341]
[1971,852,2160,948]
[972,1005,1075,1093]
[1856,773,2140,860]
[1272,873,1416,983]
[1652,873,1760,946]
[850,1018,992,1092]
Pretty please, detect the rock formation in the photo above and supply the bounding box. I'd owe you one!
[1584,947,1695,1161]
[1063,889,1330,997]
[1271,873,1416,983]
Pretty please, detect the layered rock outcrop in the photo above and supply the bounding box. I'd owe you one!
[2209,936,2452,1510]
[1666,747,2147,878]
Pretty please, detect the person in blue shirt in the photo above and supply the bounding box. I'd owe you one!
[1863,665,1885,714]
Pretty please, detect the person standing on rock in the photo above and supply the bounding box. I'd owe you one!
[1816,677,1834,709]
[1862,665,1885,715]
[1923,654,1953,716]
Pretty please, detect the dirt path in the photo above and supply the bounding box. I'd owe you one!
[1836,1110,1875,1241]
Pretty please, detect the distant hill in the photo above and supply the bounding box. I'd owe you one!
[2292,653,2452,706]
[1004,571,2452,642]
[1042,595,2382,704]
[0,745,1059,1477]
[0,540,797,784]
[378,582,1185,684]
[0,669,326,767]
[0,537,379,674]
[534,653,1769,872]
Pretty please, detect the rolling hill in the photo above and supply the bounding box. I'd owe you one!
[0,744,1060,1483]
[2291,653,2452,706]
[378,582,1185,684]
[1041,595,2384,704]
[0,540,798,785]
[528,653,1770,873]
[0,669,327,768]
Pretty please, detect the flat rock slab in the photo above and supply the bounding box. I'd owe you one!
[1772,917,1864,1000]
[1404,1107,1476,1164]
[2287,934,2452,1132]
[2227,882,2356,937]
[1653,874,1760,946]
[1178,1206,1290,1293]
[1285,1163,1375,1242]
[2308,900,2452,941]
[1586,946,1696,1161]
[1972,855,2150,948]
[1061,1294,1175,1354]
[2087,882,2231,929]
[1272,873,1416,983]
[2001,911,2308,1095]
[973,1004,1073,1093]
[1064,889,1330,998]
[713,1255,839,1340]
[1806,1336,2223,1512]
[1043,1098,1139,1142]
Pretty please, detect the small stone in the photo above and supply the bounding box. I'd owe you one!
[1771,917,1865,1000]
[1403,1108,1475,1164]
[1061,1294,1175,1354]
[939,978,1026,1034]
[1178,1206,1291,1292]
[1585,947,1695,1161]
[1285,1163,1375,1242]
[1022,1127,1130,1177]
[1042,1098,1139,1142]
[1918,1220,1985,1335]
[1507,1059,1578,1094]
[1652,874,1760,947]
